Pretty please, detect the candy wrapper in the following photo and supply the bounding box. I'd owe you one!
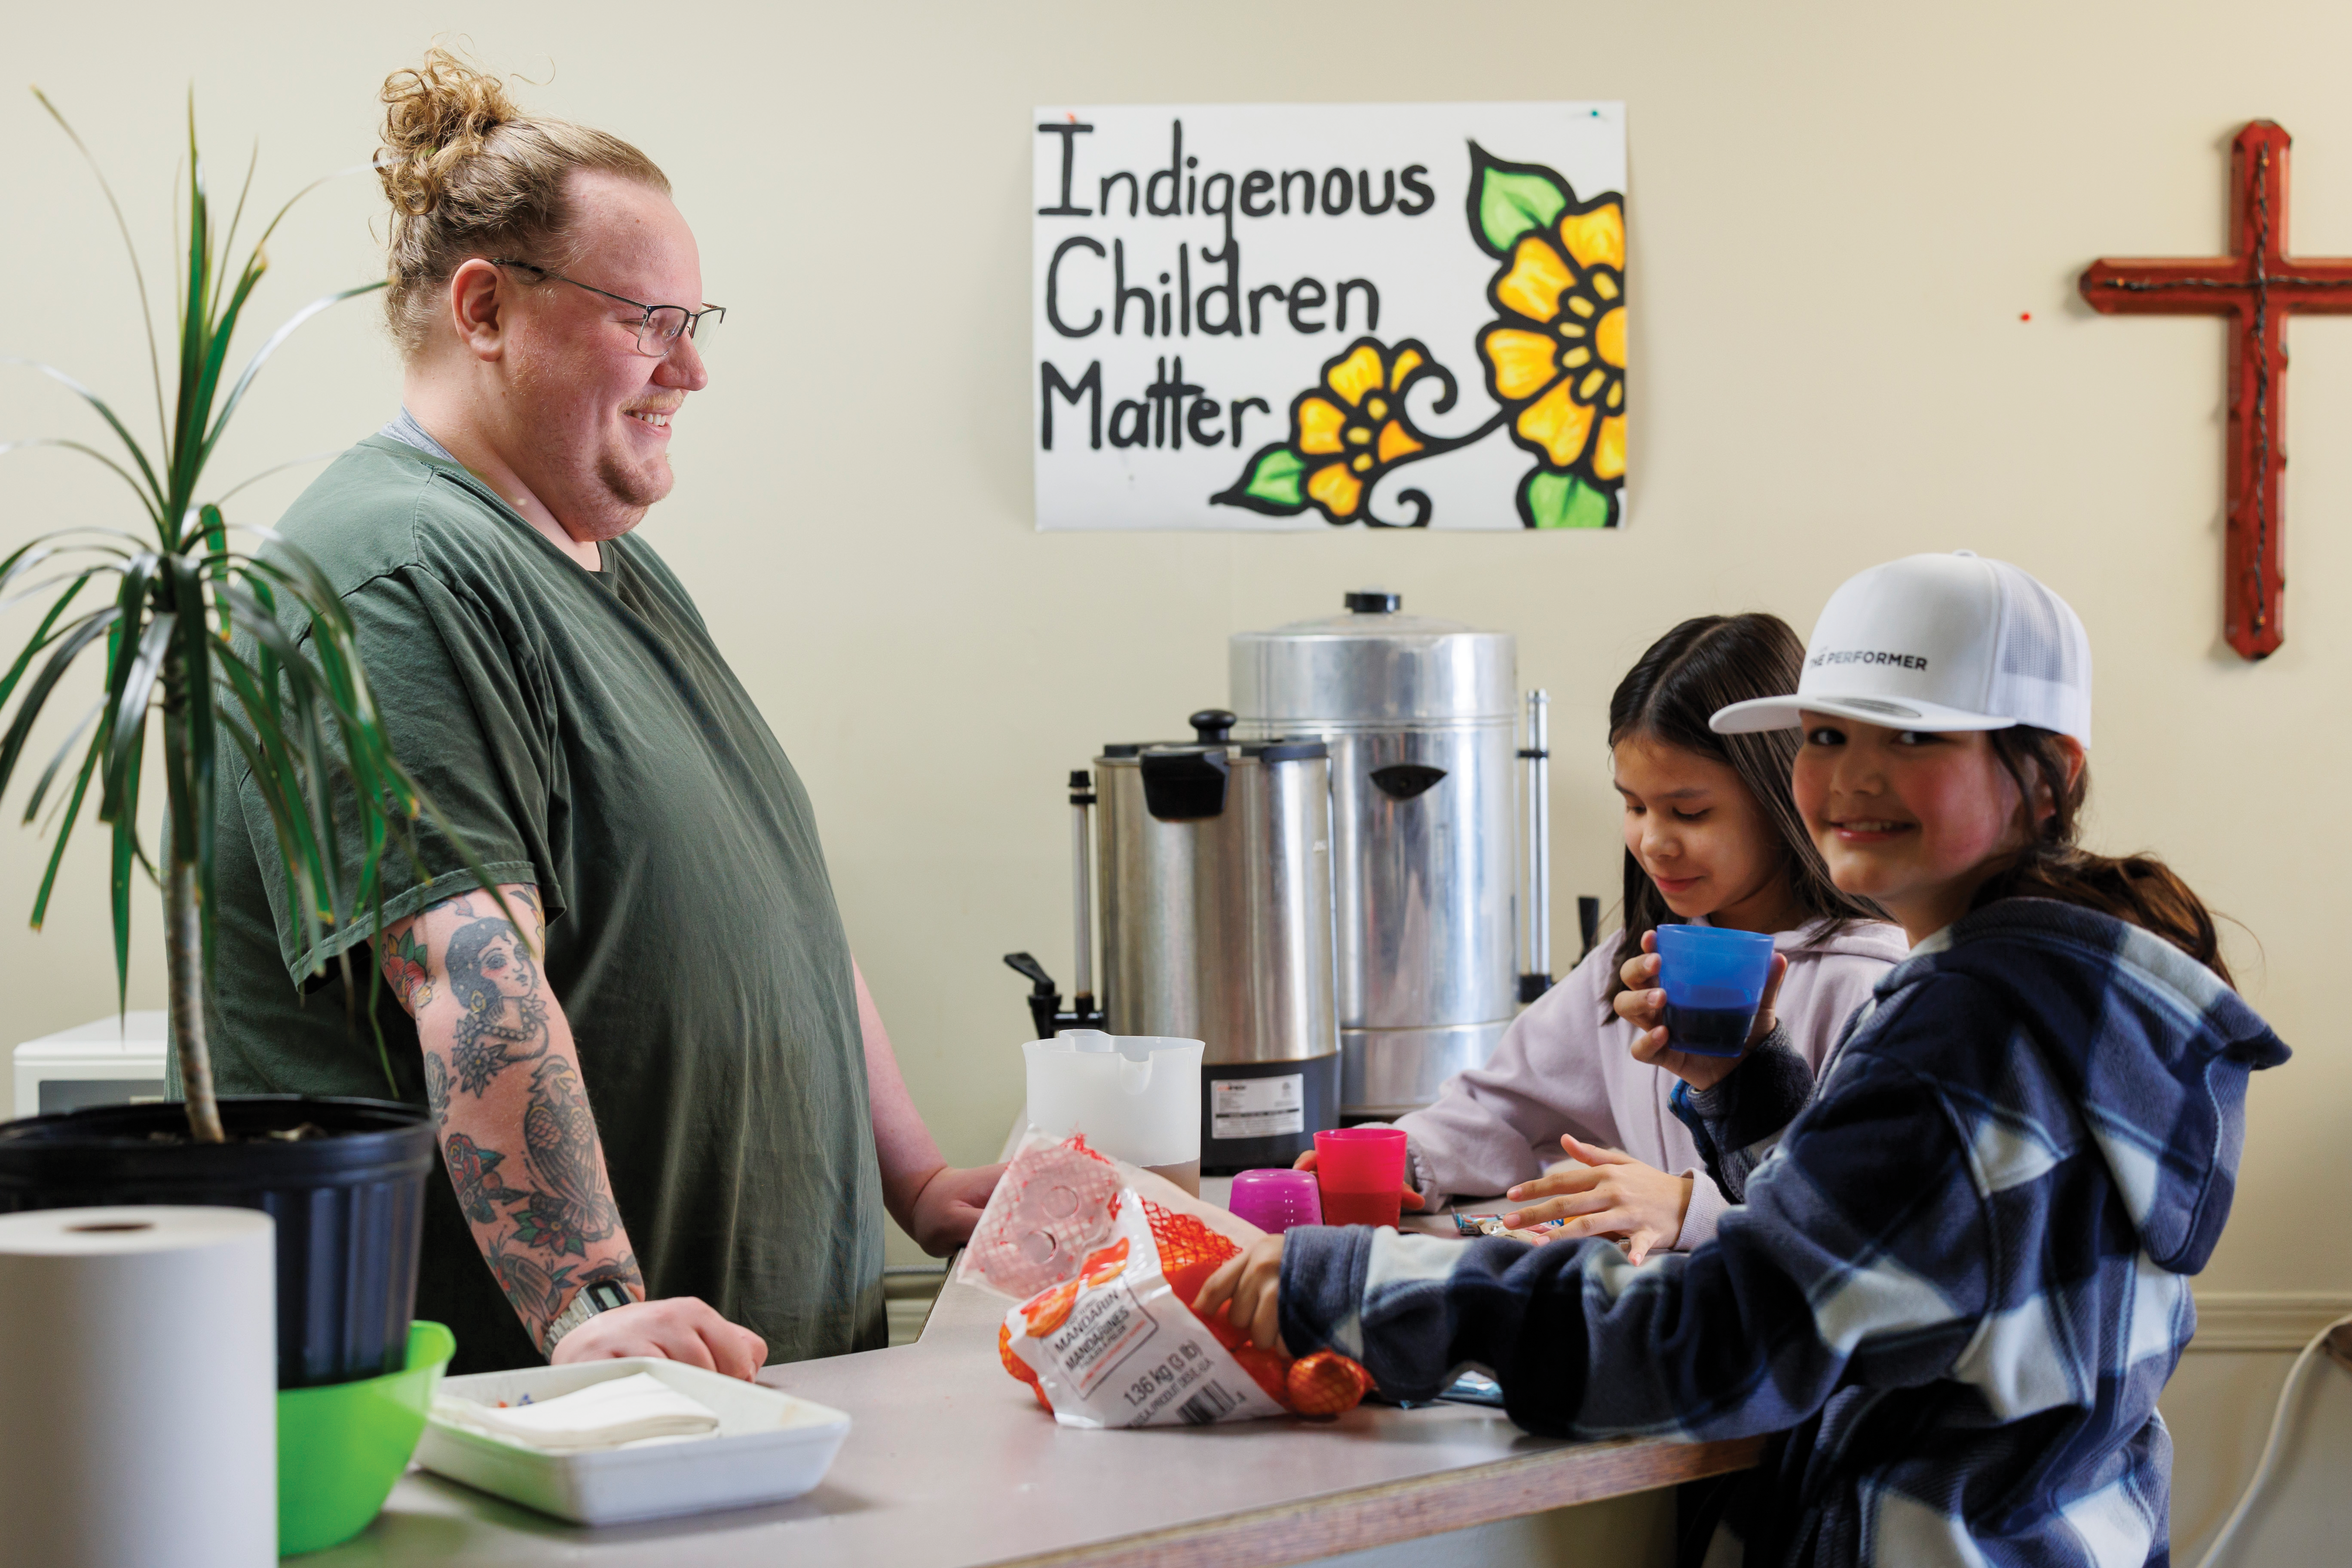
[972,1133,1373,1428]
[1452,1212,1565,1242]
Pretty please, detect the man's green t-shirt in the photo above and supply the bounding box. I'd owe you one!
[202,435,885,1373]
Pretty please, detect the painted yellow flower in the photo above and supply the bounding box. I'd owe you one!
[1478,200,1626,483]
[1287,339,1436,521]
[1216,336,1459,527]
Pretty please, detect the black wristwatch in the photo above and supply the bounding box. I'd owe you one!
[543,1280,636,1354]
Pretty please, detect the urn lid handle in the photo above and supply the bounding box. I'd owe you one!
[1188,708,1236,743]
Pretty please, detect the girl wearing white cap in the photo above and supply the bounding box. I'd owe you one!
[1205,552,2288,1568]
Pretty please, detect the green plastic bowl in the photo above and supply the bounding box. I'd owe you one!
[278,1320,455,1555]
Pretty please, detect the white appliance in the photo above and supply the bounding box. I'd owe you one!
[9,1012,168,1121]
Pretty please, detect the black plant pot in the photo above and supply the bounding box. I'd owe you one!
[0,1095,435,1389]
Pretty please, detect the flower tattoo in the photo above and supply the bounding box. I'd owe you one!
[383,926,434,1011]
[443,1130,530,1225]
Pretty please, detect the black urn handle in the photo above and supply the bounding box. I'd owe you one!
[1188,708,1236,743]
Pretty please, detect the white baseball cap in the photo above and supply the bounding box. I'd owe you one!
[1710,551,2093,745]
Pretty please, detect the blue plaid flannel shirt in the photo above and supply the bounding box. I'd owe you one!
[1279,900,2288,1567]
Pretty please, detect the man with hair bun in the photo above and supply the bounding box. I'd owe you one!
[199,48,999,1375]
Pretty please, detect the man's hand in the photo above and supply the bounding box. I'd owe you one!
[904,1162,1005,1255]
[549,1296,767,1380]
[1194,1233,1289,1353]
[1290,1145,1429,1211]
[1614,930,1788,1092]
[1501,1136,1690,1264]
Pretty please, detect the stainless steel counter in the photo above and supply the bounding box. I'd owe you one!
[312,1194,1761,1567]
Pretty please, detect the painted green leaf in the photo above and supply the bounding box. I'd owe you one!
[1521,469,1616,530]
[1212,444,1308,513]
[1470,143,1570,257]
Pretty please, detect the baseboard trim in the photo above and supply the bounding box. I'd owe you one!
[2189,1292,2352,1352]
[885,1267,947,1348]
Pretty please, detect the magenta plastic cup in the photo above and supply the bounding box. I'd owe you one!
[1654,923,1776,1058]
[1313,1127,1408,1229]
[1226,1169,1323,1234]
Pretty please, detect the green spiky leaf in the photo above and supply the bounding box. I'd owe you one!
[1211,444,1308,514]
[1467,142,1571,257]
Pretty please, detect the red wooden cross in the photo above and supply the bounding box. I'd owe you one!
[2081,122,2352,661]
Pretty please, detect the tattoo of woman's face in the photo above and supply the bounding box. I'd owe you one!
[447,916,551,1095]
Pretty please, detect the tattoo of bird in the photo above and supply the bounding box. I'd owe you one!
[509,1058,619,1257]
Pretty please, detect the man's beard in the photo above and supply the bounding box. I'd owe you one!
[597,445,672,512]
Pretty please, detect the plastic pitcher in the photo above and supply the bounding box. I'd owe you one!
[1024,1032,1205,1194]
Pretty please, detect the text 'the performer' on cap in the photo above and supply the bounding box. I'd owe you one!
[1708,551,2092,746]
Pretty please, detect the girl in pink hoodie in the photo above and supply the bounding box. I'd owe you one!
[1366,614,1905,1258]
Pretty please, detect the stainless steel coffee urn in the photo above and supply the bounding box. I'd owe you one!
[1231,592,1549,1118]
[1005,712,1343,1174]
[1098,717,1341,1173]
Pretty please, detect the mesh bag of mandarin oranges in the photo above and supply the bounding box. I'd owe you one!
[962,1133,1372,1428]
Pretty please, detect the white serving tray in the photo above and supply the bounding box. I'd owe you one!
[417,1358,851,1526]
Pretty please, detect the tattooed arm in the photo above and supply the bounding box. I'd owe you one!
[383,885,767,1378]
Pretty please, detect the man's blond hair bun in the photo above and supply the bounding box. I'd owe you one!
[377,47,522,218]
[373,45,668,357]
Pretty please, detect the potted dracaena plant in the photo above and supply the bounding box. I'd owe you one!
[0,91,506,1389]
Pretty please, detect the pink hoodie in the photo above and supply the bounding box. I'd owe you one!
[1392,917,1909,1249]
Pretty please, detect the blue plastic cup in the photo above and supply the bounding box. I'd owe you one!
[1653,925,1775,1058]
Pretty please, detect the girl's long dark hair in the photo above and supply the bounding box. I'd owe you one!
[1603,614,1881,1008]
[1974,727,2234,986]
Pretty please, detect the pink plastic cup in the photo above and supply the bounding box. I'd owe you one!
[1227,1169,1323,1234]
[1314,1127,1408,1229]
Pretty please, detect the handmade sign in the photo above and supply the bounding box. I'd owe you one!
[2081,121,2352,661]
[1032,103,1628,531]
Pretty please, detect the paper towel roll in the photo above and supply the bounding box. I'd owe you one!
[0,1205,276,1568]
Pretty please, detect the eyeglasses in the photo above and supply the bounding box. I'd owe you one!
[490,258,724,358]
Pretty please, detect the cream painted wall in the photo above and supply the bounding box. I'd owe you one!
[3,0,2348,1331]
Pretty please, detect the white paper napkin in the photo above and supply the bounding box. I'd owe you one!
[441,1371,721,1452]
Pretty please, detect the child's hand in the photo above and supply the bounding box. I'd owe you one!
[1194,1233,1289,1352]
[1500,1136,1691,1264]
[1292,1146,1429,1210]
[1615,931,1788,1092]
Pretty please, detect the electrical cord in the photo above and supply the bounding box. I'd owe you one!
[2193,1311,2352,1568]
